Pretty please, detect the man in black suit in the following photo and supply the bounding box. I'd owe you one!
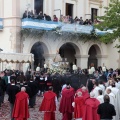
[28,78,38,108]
[7,79,20,120]
[97,95,116,120]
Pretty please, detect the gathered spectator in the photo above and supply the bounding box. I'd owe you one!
[28,10,34,18]
[94,19,100,24]
[53,15,58,22]
[22,10,27,19]
[74,16,79,23]
[88,19,93,25]
[69,16,74,24]
[38,11,44,20]
[59,15,63,22]
[79,17,84,25]
[34,9,38,19]
[43,14,51,21]
[83,19,89,25]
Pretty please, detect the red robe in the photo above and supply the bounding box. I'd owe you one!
[59,87,75,120]
[83,98,100,120]
[39,91,56,120]
[76,88,88,96]
[74,96,85,119]
[12,91,29,120]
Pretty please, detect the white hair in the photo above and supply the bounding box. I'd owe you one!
[90,92,95,98]
[21,87,26,92]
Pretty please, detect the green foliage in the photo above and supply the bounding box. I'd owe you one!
[95,0,120,51]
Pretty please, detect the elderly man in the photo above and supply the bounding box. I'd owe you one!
[97,95,116,120]
[59,82,75,120]
[73,91,85,120]
[39,86,57,120]
[12,87,29,120]
[83,92,100,120]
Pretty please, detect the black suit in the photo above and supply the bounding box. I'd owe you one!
[7,84,19,120]
[28,81,38,107]
[7,84,20,104]
[97,102,116,119]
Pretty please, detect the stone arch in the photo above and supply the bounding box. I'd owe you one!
[27,39,51,54]
[87,44,102,68]
[57,41,82,55]
[57,41,81,69]
[87,43,102,55]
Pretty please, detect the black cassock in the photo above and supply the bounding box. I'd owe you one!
[52,73,61,98]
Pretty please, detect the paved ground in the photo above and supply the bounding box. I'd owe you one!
[0,94,62,120]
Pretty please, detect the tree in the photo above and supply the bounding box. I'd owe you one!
[96,0,120,52]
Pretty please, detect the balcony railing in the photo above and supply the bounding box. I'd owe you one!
[22,18,94,34]
[0,18,3,29]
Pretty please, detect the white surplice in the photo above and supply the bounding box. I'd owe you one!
[108,92,116,120]
[92,86,102,98]
[111,87,120,120]
[97,95,104,104]
[99,84,105,95]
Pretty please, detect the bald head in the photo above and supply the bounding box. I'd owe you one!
[90,92,95,98]
[81,86,87,91]
[77,91,82,97]
[106,88,111,94]
[21,87,26,92]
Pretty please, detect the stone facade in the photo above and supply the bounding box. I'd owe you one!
[0,0,119,70]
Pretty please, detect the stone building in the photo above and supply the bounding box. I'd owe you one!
[0,0,119,71]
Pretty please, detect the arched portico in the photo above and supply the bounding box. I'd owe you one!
[87,44,102,68]
[30,41,49,68]
[58,42,81,68]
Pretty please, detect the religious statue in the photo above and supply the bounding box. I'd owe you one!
[53,50,62,63]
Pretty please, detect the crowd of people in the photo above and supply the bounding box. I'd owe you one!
[22,10,100,25]
[0,67,120,120]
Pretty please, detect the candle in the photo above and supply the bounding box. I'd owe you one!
[73,65,77,70]
[91,67,95,73]
[102,66,106,72]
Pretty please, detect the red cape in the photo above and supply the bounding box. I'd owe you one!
[12,91,29,119]
[39,91,56,111]
[76,88,88,96]
[74,96,85,118]
[59,87,75,113]
[83,98,100,120]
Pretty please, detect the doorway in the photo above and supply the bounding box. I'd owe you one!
[34,0,43,14]
[30,42,49,69]
[59,43,76,69]
[91,8,98,22]
[66,3,73,17]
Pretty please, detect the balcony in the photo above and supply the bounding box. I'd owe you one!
[22,18,94,34]
[0,18,3,30]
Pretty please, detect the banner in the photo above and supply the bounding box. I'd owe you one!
[61,24,94,34]
[22,18,113,35]
[22,18,62,30]
[0,18,3,29]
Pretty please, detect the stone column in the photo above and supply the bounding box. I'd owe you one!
[97,55,108,67]
[75,54,81,68]
[80,55,89,69]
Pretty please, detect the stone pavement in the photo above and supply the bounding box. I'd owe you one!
[0,94,62,120]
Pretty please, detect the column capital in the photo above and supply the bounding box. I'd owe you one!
[44,54,56,58]
[75,55,89,58]
[96,55,108,58]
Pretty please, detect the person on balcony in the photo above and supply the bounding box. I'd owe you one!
[53,15,58,22]
[22,10,27,19]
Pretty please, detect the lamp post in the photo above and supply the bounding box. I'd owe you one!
[54,9,61,18]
